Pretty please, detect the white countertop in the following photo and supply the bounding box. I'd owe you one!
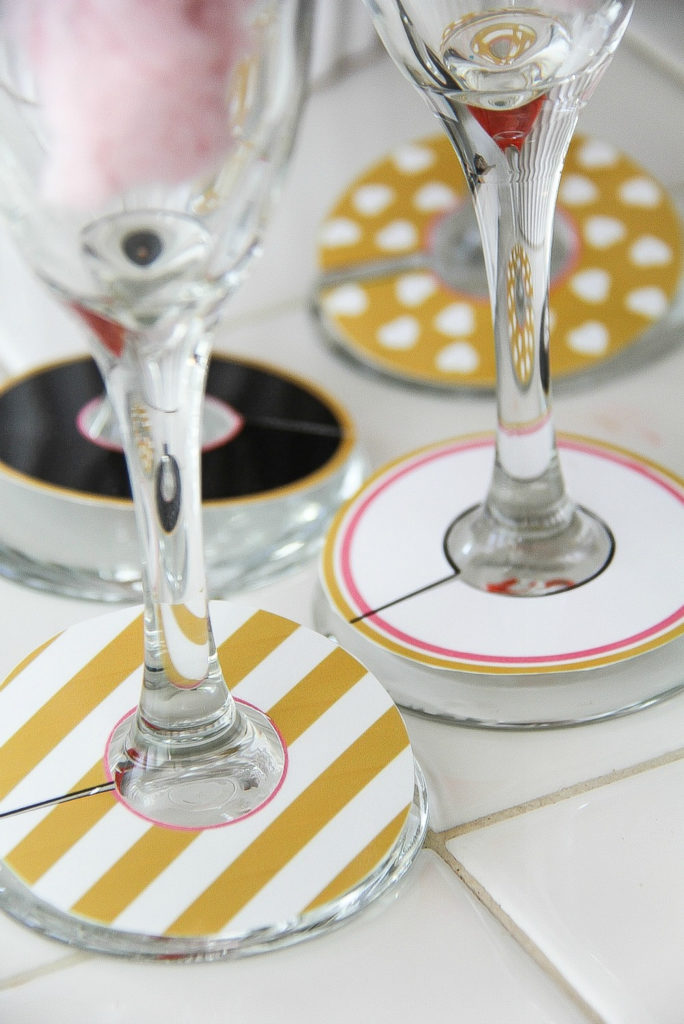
[0,8,683,1023]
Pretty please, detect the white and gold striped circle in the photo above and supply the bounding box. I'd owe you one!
[0,603,416,939]
[316,134,682,388]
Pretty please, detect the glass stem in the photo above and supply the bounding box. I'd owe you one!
[94,314,239,756]
[444,104,578,534]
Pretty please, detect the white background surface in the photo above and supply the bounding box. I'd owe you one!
[0,3,683,1022]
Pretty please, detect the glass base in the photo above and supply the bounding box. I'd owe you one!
[0,765,428,959]
[0,601,428,958]
[0,356,366,602]
[316,435,684,727]
[107,702,286,829]
[444,502,614,596]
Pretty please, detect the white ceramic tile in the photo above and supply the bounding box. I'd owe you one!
[404,691,684,832]
[0,852,592,1024]
[448,757,684,1024]
[555,342,684,479]
[309,0,378,83]
[0,234,87,376]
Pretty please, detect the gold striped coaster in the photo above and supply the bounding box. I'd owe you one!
[0,603,419,943]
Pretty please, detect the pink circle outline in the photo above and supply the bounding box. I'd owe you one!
[76,395,245,454]
[338,436,684,666]
[103,698,289,832]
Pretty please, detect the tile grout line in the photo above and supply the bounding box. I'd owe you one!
[421,744,684,1018]
[0,951,89,992]
[425,830,608,1024]
[440,743,684,843]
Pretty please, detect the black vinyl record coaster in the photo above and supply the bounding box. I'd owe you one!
[0,355,362,600]
[0,354,347,501]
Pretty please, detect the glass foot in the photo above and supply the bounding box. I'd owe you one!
[0,356,365,601]
[444,502,614,596]
[107,702,286,829]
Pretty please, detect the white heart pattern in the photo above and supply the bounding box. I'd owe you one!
[377,316,420,349]
[392,144,435,174]
[323,284,369,317]
[435,342,480,373]
[570,268,611,303]
[375,220,418,252]
[629,235,673,267]
[618,177,662,207]
[577,139,619,168]
[566,321,609,355]
[413,182,457,212]
[353,184,396,216]
[396,272,438,307]
[583,216,627,249]
[558,174,600,206]
[319,217,361,248]
[433,302,476,336]
[625,287,669,319]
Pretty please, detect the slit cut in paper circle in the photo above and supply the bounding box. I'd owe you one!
[320,435,684,674]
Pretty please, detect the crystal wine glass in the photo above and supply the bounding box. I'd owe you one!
[363,0,633,595]
[0,0,309,826]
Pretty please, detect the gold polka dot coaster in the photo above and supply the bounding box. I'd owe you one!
[314,135,682,389]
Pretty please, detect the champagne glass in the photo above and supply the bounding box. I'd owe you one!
[0,0,309,828]
[362,0,633,595]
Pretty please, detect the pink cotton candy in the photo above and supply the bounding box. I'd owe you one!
[12,0,250,207]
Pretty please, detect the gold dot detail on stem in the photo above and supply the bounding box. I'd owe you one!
[506,244,535,387]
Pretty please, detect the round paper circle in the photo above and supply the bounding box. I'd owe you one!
[315,135,682,389]
[0,603,416,940]
[321,436,684,673]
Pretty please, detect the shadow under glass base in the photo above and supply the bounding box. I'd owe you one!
[315,434,684,728]
[0,601,428,959]
[0,355,365,602]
